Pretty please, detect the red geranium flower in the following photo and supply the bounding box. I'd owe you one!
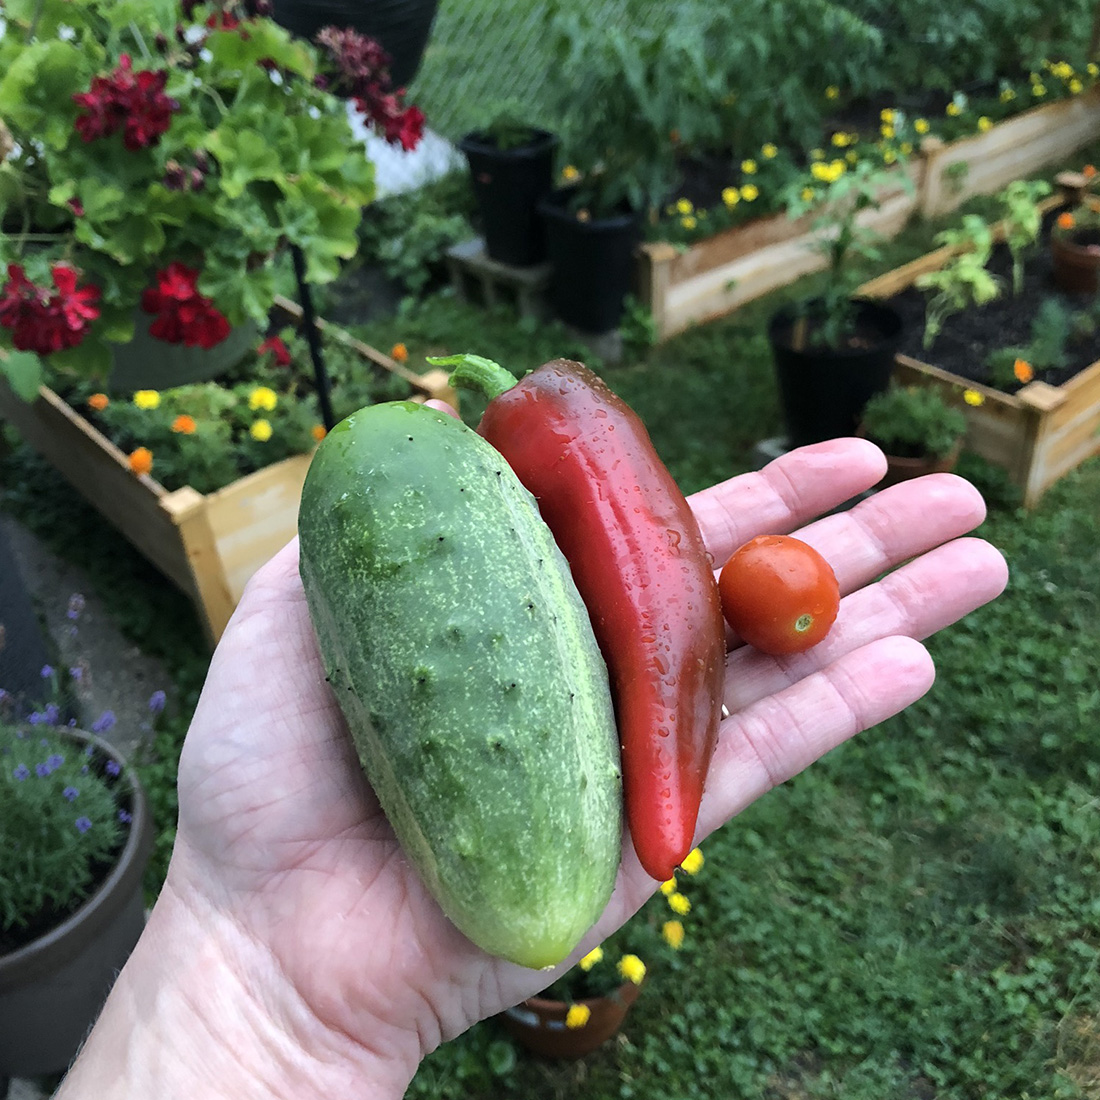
[0,263,101,354]
[257,335,292,366]
[73,54,178,150]
[141,263,231,349]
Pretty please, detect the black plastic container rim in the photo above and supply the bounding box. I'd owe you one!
[538,188,640,232]
[458,129,559,158]
[768,297,904,352]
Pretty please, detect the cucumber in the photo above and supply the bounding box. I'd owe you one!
[297,402,622,969]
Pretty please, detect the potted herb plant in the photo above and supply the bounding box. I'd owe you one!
[499,847,705,1060]
[858,382,968,487]
[0,0,423,401]
[1050,198,1100,294]
[457,111,559,267]
[767,157,912,446]
[0,658,159,1080]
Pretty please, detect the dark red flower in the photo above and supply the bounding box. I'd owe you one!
[257,335,292,366]
[141,263,231,349]
[73,54,178,151]
[206,11,241,30]
[0,263,100,354]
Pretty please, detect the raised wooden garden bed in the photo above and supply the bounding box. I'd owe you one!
[639,88,1100,342]
[0,307,454,645]
[857,196,1100,509]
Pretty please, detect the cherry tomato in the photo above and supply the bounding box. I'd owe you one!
[718,534,840,655]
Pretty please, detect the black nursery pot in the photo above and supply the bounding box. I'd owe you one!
[271,0,439,88]
[768,299,904,447]
[539,189,641,335]
[458,129,558,267]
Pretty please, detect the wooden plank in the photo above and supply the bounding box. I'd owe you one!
[0,379,197,593]
[919,87,1100,218]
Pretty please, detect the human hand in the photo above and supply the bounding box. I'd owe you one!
[58,438,1007,1100]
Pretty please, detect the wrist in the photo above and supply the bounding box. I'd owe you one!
[56,867,415,1100]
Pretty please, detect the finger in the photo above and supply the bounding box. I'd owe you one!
[699,635,935,838]
[723,536,1007,714]
[689,437,887,564]
[795,473,990,593]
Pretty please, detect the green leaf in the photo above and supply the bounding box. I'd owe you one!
[205,128,285,199]
[0,350,43,401]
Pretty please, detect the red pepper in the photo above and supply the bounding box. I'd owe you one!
[438,354,726,881]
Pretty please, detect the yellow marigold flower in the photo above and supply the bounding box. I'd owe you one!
[800,187,816,202]
[880,108,895,123]
[311,424,327,442]
[721,186,740,207]
[249,386,278,412]
[740,183,759,202]
[133,389,160,410]
[675,197,693,215]
[1070,78,1083,95]
[659,877,677,896]
[681,847,705,875]
[171,414,196,435]
[846,150,858,164]
[977,116,993,132]
[963,389,985,407]
[810,161,831,182]
[681,215,697,230]
[668,892,691,915]
[900,141,913,155]
[761,142,778,159]
[831,131,849,148]
[880,123,895,139]
[914,118,930,134]
[565,1003,591,1029]
[87,392,109,411]
[579,946,604,970]
[250,418,273,442]
[946,101,961,116]
[1014,358,1034,384]
[128,447,153,476]
[1032,82,1046,97]
[1088,63,1099,78]
[561,164,580,182]
[1000,87,1017,102]
[741,158,757,175]
[1050,61,1073,80]
[825,85,839,100]
[810,147,825,161]
[390,342,408,362]
[882,149,897,164]
[662,920,685,949]
[618,954,646,985]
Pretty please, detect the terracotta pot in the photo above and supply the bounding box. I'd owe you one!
[876,441,961,489]
[499,981,642,1059]
[1050,230,1100,294]
[0,731,154,1079]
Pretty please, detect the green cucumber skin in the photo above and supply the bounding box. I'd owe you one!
[298,402,621,969]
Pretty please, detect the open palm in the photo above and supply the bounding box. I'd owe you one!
[164,437,1007,1093]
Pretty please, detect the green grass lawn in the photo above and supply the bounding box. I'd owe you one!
[3,162,1099,1099]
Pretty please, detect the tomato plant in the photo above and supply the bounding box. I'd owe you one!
[719,534,840,655]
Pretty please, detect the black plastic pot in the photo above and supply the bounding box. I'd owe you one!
[539,189,641,335]
[0,732,153,1079]
[271,0,439,87]
[458,129,558,267]
[768,298,904,447]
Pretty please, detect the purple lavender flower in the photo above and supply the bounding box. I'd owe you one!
[69,666,84,682]
[28,712,43,725]
[35,762,51,778]
[105,759,121,777]
[67,593,85,620]
[118,809,133,824]
[63,786,79,801]
[44,704,60,725]
[148,690,167,714]
[47,753,65,769]
[13,764,29,781]
[40,665,54,678]
[74,816,92,834]
[91,711,116,733]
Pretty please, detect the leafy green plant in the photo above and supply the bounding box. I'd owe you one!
[782,156,914,348]
[859,382,967,459]
[996,178,1053,294]
[915,214,1000,348]
[0,0,422,398]
[986,295,1100,387]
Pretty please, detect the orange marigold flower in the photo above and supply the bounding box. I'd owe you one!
[171,414,197,434]
[1057,211,1076,230]
[311,423,327,442]
[129,447,153,476]
[1014,358,1034,383]
[1083,164,1097,178]
[390,342,409,362]
[87,392,109,411]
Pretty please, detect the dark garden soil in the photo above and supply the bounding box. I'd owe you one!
[887,207,1100,394]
